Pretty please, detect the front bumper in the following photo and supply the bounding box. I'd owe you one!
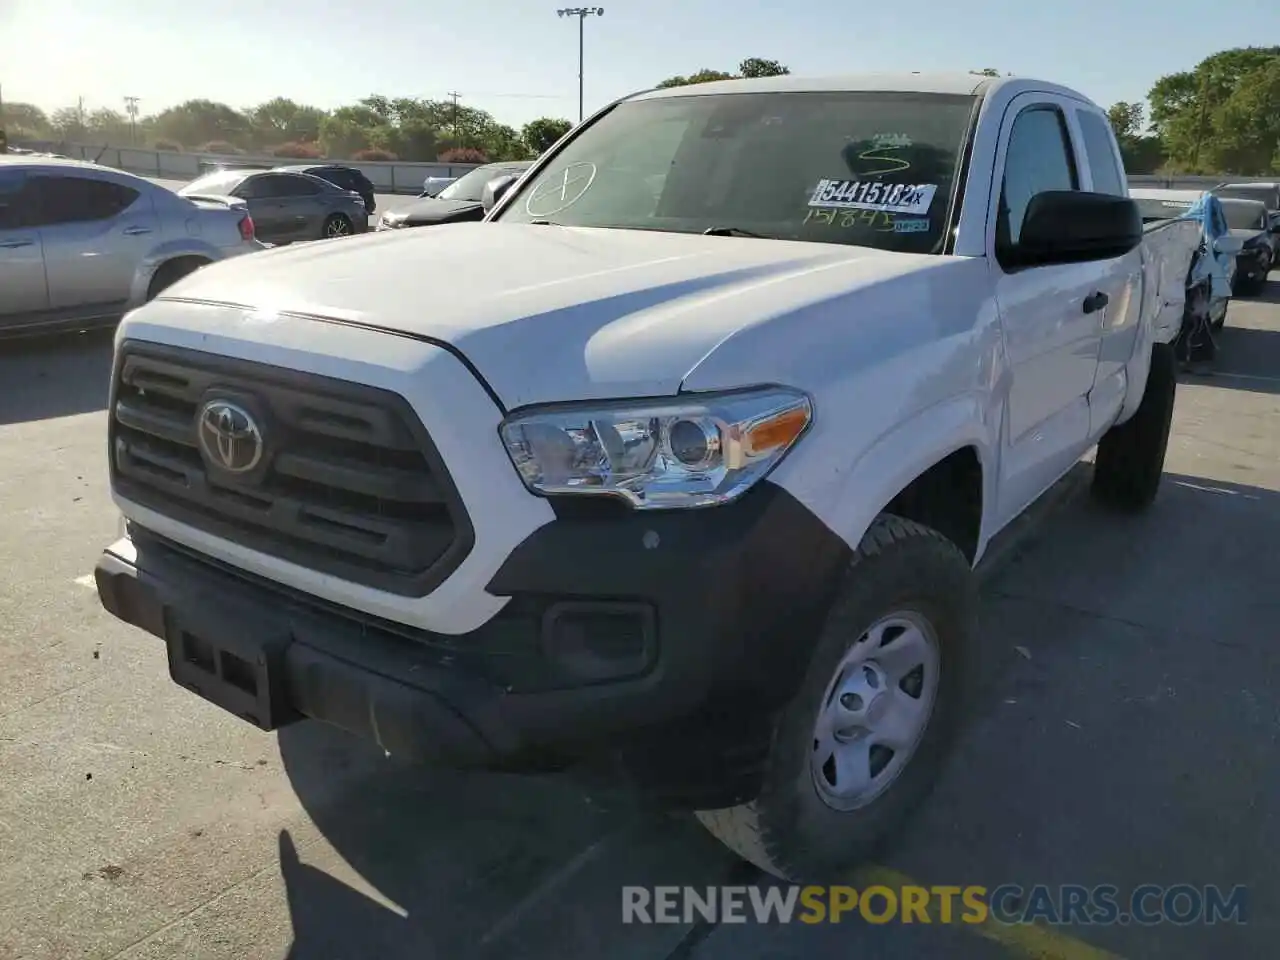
[1235,249,1271,288]
[96,482,849,808]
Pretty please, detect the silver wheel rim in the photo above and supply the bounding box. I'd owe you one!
[327,218,350,237]
[810,611,941,811]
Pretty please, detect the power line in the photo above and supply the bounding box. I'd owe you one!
[446,90,462,143]
[124,96,140,145]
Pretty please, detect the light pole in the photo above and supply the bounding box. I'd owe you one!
[124,96,140,145]
[556,7,603,123]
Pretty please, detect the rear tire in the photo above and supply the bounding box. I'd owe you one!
[322,214,353,239]
[146,258,206,301]
[695,515,976,881]
[1091,342,1177,512]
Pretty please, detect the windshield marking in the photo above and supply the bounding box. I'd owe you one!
[524,162,597,218]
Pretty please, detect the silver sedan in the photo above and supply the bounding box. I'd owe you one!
[0,156,264,338]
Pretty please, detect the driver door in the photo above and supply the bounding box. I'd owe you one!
[990,96,1107,527]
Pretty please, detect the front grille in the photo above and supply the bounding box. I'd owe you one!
[109,342,474,597]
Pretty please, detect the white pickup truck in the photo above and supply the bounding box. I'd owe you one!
[95,72,1200,881]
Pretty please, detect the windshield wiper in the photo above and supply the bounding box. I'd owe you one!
[703,226,768,238]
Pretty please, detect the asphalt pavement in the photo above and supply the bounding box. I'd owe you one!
[2,273,1279,960]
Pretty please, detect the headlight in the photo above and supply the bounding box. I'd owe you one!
[498,387,812,509]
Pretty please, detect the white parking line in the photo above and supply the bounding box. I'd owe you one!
[74,574,95,589]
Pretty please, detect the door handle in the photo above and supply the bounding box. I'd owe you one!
[122,225,152,236]
[0,238,33,249]
[1083,291,1110,314]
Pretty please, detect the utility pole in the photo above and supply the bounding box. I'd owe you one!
[124,96,140,145]
[446,90,462,145]
[556,7,604,123]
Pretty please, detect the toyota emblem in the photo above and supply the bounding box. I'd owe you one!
[197,399,264,474]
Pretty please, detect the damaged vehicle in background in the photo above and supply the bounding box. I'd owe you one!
[94,73,1201,882]
[378,162,532,230]
[1130,188,1239,333]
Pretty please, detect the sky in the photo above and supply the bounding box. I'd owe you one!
[2,0,1278,131]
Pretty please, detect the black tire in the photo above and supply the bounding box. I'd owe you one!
[146,258,206,301]
[1091,342,1177,511]
[695,515,976,882]
[322,214,353,239]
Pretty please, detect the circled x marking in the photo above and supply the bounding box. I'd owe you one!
[524,162,597,218]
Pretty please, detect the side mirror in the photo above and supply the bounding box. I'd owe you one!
[1005,191,1142,268]
[1214,235,1244,257]
[482,175,518,213]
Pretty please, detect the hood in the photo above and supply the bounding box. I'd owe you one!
[159,222,937,408]
[395,197,482,224]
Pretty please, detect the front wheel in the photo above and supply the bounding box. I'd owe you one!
[696,515,976,881]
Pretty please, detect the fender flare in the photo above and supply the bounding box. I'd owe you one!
[787,391,997,564]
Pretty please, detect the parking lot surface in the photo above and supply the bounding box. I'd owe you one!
[2,277,1278,960]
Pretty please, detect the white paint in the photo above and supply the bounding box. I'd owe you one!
[74,574,95,588]
[107,73,1202,634]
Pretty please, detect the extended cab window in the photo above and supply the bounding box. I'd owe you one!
[0,172,26,229]
[997,106,1078,254]
[493,91,977,254]
[1076,111,1125,196]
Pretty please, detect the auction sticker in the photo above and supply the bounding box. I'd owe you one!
[809,179,937,215]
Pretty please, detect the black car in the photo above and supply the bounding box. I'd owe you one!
[376,161,533,231]
[1212,182,1280,255]
[1219,198,1275,295]
[178,169,368,245]
[276,163,377,214]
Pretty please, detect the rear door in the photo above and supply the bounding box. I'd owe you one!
[273,175,329,240]
[0,169,48,320]
[233,175,287,242]
[31,173,157,314]
[1070,106,1144,437]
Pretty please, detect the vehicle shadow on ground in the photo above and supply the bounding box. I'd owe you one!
[274,718,737,960]
[269,465,1279,960]
[0,328,115,425]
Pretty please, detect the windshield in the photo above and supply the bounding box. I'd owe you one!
[179,171,247,197]
[438,166,521,202]
[1219,199,1267,231]
[493,91,977,254]
[1133,198,1194,223]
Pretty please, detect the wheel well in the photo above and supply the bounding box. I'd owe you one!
[883,446,983,564]
[148,256,210,298]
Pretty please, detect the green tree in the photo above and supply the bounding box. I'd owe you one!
[0,102,49,139]
[84,108,131,144]
[1106,102,1165,174]
[248,97,326,148]
[1212,57,1280,174]
[151,99,250,149]
[739,57,789,78]
[49,106,88,141]
[522,117,573,154]
[655,68,735,89]
[1148,46,1280,173]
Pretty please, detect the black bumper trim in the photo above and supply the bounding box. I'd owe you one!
[97,480,852,807]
